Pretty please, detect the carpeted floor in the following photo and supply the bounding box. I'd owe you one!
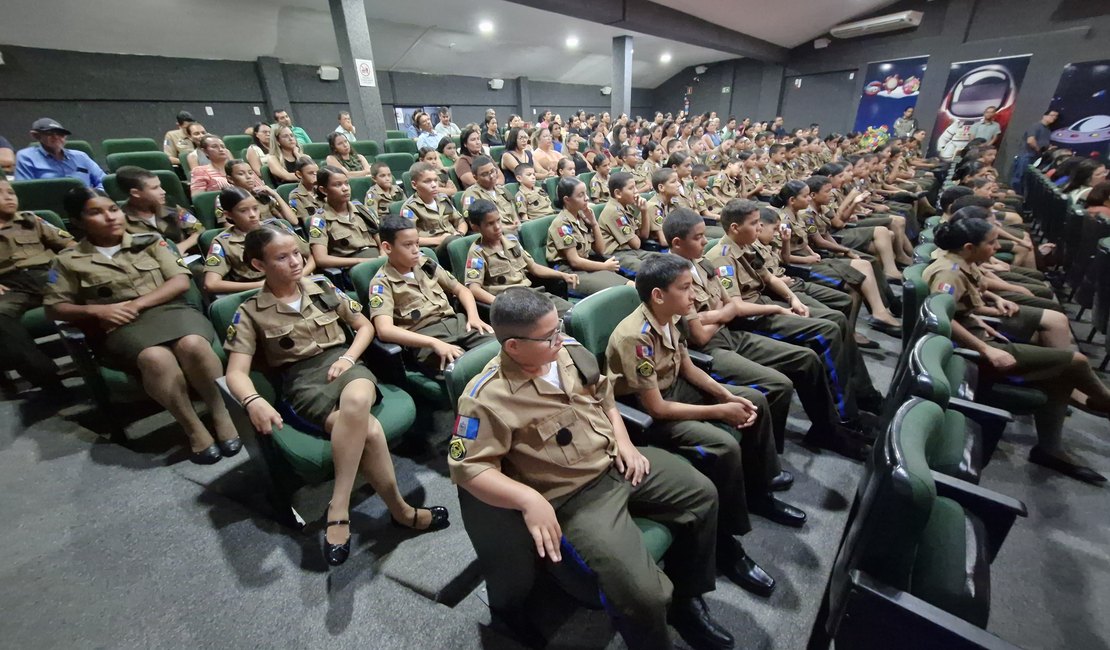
[0,303,1106,650]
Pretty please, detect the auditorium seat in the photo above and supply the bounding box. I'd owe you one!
[384,139,419,155]
[101,138,160,156]
[106,151,175,173]
[351,140,380,159]
[376,153,415,179]
[11,178,85,216]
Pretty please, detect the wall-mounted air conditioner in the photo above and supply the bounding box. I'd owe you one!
[830,10,923,39]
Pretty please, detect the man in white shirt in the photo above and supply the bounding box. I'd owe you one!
[334,111,357,142]
[433,107,461,139]
[968,106,1002,147]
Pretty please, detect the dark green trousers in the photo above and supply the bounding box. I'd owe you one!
[412,314,495,374]
[0,270,60,389]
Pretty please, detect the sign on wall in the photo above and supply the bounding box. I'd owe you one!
[355,58,376,87]
[852,56,929,135]
[928,54,1032,160]
[1048,60,1110,159]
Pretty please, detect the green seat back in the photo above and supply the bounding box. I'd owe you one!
[901,263,929,349]
[349,177,374,205]
[65,139,96,159]
[106,151,174,173]
[222,134,253,156]
[101,138,159,157]
[908,334,957,407]
[260,165,275,188]
[386,130,408,140]
[919,228,935,244]
[377,153,415,178]
[923,215,942,230]
[543,177,559,200]
[451,190,466,214]
[302,143,330,162]
[564,285,640,366]
[350,247,439,304]
[490,145,505,162]
[12,178,85,216]
[155,171,191,210]
[401,171,415,197]
[921,293,956,339]
[519,214,556,266]
[32,210,66,229]
[388,200,404,217]
[352,140,380,158]
[451,136,462,149]
[192,191,221,230]
[276,182,299,204]
[913,243,938,265]
[590,202,605,221]
[384,139,418,155]
[102,174,124,202]
[639,191,655,202]
[199,228,223,255]
[445,340,502,407]
[578,171,595,189]
[447,234,480,280]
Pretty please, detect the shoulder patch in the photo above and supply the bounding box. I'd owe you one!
[452,415,480,440]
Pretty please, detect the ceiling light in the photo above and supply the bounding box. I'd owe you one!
[565,35,579,48]
[478,20,494,34]
[660,52,672,63]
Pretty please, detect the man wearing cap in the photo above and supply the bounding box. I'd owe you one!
[15,119,105,189]
[162,111,196,166]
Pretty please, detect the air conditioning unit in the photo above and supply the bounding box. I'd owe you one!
[600,86,612,96]
[317,65,340,81]
[830,10,923,39]
[488,78,504,90]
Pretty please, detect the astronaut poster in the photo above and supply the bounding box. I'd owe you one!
[1047,60,1110,158]
[852,56,929,135]
[928,54,1032,160]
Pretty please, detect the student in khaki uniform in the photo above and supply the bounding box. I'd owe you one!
[47,188,239,465]
[463,200,576,316]
[308,166,381,270]
[925,216,1110,484]
[664,152,699,213]
[606,255,808,599]
[739,151,768,200]
[400,161,467,265]
[664,208,853,455]
[638,141,664,183]
[450,287,735,650]
[704,200,875,458]
[222,159,299,226]
[587,154,612,203]
[689,164,727,239]
[116,166,203,254]
[544,176,629,296]
[162,110,195,166]
[763,145,789,194]
[203,187,314,295]
[287,157,321,225]
[642,168,680,243]
[225,226,449,567]
[461,156,523,232]
[364,162,400,222]
[597,172,656,274]
[0,178,75,390]
[618,145,651,193]
[369,217,494,376]
[513,164,554,220]
[711,159,742,203]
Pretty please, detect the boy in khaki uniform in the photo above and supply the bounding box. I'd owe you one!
[287,158,321,225]
[162,111,195,166]
[369,216,493,375]
[618,146,651,192]
[587,155,612,203]
[450,287,734,650]
[606,255,807,599]
[763,145,788,193]
[461,156,523,232]
[117,166,204,254]
[513,164,554,220]
[401,162,467,264]
[463,200,576,316]
[642,168,681,245]
[364,162,400,221]
[597,172,656,274]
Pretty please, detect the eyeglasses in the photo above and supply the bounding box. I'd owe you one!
[504,318,563,348]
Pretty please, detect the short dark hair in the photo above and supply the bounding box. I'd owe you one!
[721,198,760,229]
[635,253,688,303]
[491,287,556,341]
[690,164,710,178]
[651,167,677,192]
[609,171,636,195]
[758,206,780,224]
[243,224,293,268]
[465,198,498,225]
[514,162,534,176]
[63,187,111,222]
[939,185,974,213]
[951,195,994,213]
[380,215,416,243]
[294,156,318,173]
[115,165,157,194]
[176,111,195,125]
[662,207,703,242]
[408,161,437,181]
[471,155,495,173]
[272,109,288,119]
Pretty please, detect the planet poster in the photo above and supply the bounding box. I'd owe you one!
[852,56,929,135]
[1048,60,1110,158]
[928,54,1032,159]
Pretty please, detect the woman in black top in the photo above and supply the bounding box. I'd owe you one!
[565,133,591,175]
[481,115,503,149]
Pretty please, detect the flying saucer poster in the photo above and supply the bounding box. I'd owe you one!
[852,56,929,134]
[1048,60,1110,158]
[928,54,1032,160]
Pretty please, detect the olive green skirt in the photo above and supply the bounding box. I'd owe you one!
[100,301,215,370]
[853,216,892,228]
[998,306,1043,344]
[279,345,378,434]
[835,226,876,252]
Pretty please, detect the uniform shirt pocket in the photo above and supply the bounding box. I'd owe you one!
[10,232,44,260]
[313,311,344,345]
[131,256,165,291]
[262,323,297,360]
[534,407,588,467]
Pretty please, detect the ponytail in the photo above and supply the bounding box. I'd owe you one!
[933,210,992,251]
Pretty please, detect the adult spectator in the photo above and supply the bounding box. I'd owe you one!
[1011,109,1058,190]
[182,122,209,172]
[433,107,461,139]
[325,132,372,178]
[267,125,304,184]
[771,116,787,137]
[499,127,532,184]
[564,133,591,175]
[969,106,1002,148]
[892,107,918,138]
[162,111,195,166]
[0,135,14,175]
[406,111,425,139]
[537,110,553,129]
[1061,158,1107,204]
[480,115,503,149]
[334,111,357,142]
[272,109,310,146]
[244,122,271,178]
[15,118,104,189]
[188,136,232,193]
[530,128,562,181]
[702,117,722,150]
[415,112,443,151]
[455,125,500,188]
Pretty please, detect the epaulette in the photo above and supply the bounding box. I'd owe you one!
[130,232,163,250]
[421,256,438,276]
[698,258,716,276]
[466,365,501,397]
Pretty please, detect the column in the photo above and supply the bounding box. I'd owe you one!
[255,57,292,121]
[611,36,633,118]
[328,0,388,142]
[518,76,532,123]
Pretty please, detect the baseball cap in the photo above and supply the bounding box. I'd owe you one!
[31,118,71,135]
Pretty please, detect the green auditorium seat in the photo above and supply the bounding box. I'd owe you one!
[301,143,330,163]
[386,130,408,140]
[590,202,605,221]
[101,138,160,156]
[923,215,942,231]
[816,397,1026,650]
[106,151,175,173]
[376,153,415,179]
[388,200,404,217]
[384,139,419,155]
[352,140,380,159]
[191,191,221,230]
[518,214,556,268]
[349,176,374,204]
[12,178,85,216]
[400,171,415,197]
[913,242,938,265]
[65,139,96,160]
[489,145,505,162]
[222,134,252,156]
[451,190,465,214]
[577,171,595,189]
[543,177,559,201]
[275,182,299,205]
[209,289,416,527]
[446,234,480,281]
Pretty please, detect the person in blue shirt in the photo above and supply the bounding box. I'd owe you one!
[14,118,105,189]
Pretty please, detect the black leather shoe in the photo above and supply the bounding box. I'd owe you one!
[1028,446,1107,484]
[391,506,450,531]
[668,596,735,650]
[218,438,242,457]
[750,495,807,528]
[489,607,546,649]
[856,392,886,416]
[718,538,775,597]
[768,470,794,492]
[189,443,222,465]
[324,519,351,566]
[864,316,902,337]
[805,433,871,461]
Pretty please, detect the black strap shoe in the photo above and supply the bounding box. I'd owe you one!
[768,469,794,492]
[668,596,735,650]
[324,519,351,566]
[1028,446,1107,484]
[864,315,902,337]
[749,495,807,528]
[218,438,242,457]
[391,506,451,531]
[189,443,222,465]
[718,537,775,597]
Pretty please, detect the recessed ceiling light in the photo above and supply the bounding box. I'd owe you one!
[478,20,494,34]
[565,35,579,48]
[660,52,672,63]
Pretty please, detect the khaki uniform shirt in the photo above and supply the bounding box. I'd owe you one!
[307,201,379,257]
[464,234,532,293]
[448,344,618,501]
[642,194,673,238]
[519,185,554,220]
[674,180,699,212]
[224,276,362,367]
[923,250,988,339]
[0,211,74,275]
[686,256,729,313]
[764,163,788,188]
[163,128,194,161]
[704,238,765,302]
[45,233,188,306]
[122,203,203,245]
[748,236,785,278]
[606,303,687,397]
[639,159,662,182]
[367,255,457,331]
[545,209,595,265]
[462,184,523,229]
[400,194,461,238]
[215,195,282,226]
[713,172,739,200]
[705,149,726,171]
[364,183,399,220]
[205,219,310,282]
[597,198,644,256]
[741,169,764,197]
[287,184,320,224]
[781,208,810,251]
[589,174,611,203]
[621,163,648,190]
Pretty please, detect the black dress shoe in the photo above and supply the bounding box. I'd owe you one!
[855,335,881,350]
[391,506,450,531]
[218,438,242,457]
[864,316,902,337]
[1028,446,1107,484]
[718,538,775,597]
[189,443,222,465]
[324,519,351,566]
[749,495,807,528]
[489,607,546,649]
[768,470,794,492]
[668,596,735,650]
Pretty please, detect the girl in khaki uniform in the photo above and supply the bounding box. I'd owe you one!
[925,215,1110,483]
[47,188,239,465]
[224,225,448,566]
[222,160,298,226]
[309,166,381,270]
[544,177,629,296]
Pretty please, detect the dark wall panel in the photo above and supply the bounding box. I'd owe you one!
[780,70,858,135]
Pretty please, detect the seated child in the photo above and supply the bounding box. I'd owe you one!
[117,166,203,254]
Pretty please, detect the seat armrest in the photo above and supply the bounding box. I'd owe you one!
[365,337,406,385]
[688,350,713,371]
[953,348,982,361]
[948,397,1013,424]
[784,264,812,280]
[616,402,653,434]
[931,470,1027,561]
[978,315,1002,326]
[641,240,665,252]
